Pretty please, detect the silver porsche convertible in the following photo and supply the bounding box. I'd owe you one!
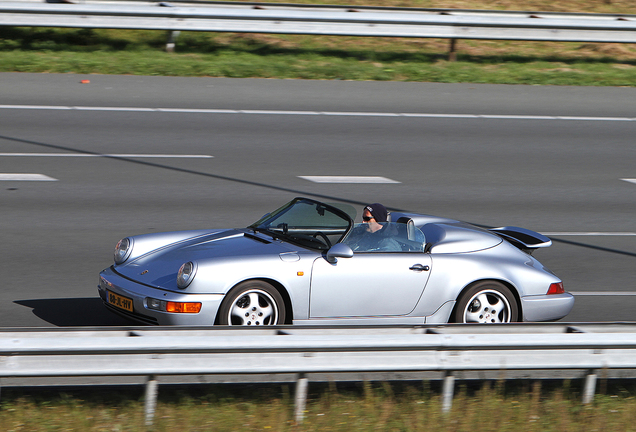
[98,197,574,326]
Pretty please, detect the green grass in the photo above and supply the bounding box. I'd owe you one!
[3,380,636,431]
[1,19,636,85]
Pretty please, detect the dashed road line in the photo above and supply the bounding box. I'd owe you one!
[0,174,58,181]
[299,176,401,184]
[570,292,636,296]
[543,232,636,236]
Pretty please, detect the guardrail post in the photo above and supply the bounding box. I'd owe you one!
[582,370,597,404]
[166,31,181,53]
[442,371,454,413]
[144,375,159,426]
[294,373,309,423]
[448,39,457,62]
[600,366,608,395]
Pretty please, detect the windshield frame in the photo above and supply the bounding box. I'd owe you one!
[249,197,354,251]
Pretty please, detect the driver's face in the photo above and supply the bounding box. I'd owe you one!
[363,210,382,233]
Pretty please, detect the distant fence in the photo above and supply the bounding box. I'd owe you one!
[1,1,636,55]
[2,323,636,425]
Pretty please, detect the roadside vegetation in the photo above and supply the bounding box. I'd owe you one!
[2,380,636,431]
[0,0,635,84]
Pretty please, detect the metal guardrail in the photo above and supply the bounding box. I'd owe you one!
[1,1,635,55]
[2,323,636,425]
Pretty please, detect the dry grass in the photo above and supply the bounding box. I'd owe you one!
[229,0,636,64]
[252,0,635,13]
[3,381,636,432]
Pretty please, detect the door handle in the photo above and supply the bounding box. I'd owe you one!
[409,264,430,272]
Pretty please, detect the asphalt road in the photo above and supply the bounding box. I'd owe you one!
[1,73,635,327]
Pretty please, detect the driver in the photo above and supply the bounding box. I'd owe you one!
[346,203,400,252]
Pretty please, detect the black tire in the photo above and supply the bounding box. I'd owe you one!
[218,280,286,326]
[452,281,518,323]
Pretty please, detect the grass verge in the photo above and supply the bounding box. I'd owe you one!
[1,0,636,85]
[2,380,636,431]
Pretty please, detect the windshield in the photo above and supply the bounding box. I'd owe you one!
[249,198,353,250]
[342,222,426,253]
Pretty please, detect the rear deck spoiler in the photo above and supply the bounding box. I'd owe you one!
[489,226,551,254]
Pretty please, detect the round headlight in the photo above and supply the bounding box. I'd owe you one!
[177,261,197,289]
[114,237,133,264]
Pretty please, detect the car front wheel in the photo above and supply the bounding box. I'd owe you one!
[218,281,286,326]
[453,281,518,323]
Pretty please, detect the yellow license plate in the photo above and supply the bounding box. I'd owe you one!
[108,291,133,312]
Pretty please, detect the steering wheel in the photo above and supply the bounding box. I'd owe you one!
[312,231,332,248]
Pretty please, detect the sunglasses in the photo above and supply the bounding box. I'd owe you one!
[362,216,374,222]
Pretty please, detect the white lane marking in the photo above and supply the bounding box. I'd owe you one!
[570,291,636,296]
[0,153,213,158]
[299,176,401,184]
[0,173,57,181]
[0,105,634,121]
[621,178,636,185]
[542,232,636,236]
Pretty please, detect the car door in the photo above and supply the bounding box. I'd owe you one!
[309,252,432,318]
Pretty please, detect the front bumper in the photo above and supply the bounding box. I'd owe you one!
[521,292,575,322]
[98,266,224,325]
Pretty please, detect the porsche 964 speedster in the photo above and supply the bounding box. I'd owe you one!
[98,197,574,325]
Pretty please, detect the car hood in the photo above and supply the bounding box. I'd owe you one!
[115,229,301,288]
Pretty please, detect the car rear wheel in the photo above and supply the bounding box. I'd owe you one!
[453,282,518,323]
[218,281,286,326]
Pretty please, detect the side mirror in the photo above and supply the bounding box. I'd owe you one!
[326,243,353,264]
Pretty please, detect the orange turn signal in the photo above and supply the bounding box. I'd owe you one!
[166,302,202,313]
